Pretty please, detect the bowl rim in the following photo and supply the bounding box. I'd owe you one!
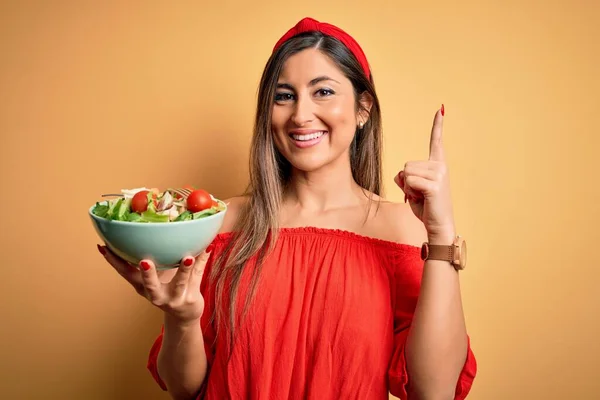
[88,200,227,227]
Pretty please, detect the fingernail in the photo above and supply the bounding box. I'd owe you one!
[183,257,194,267]
[441,104,445,116]
[97,244,106,255]
[206,243,215,253]
[140,260,151,271]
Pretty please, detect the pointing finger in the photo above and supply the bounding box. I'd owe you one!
[429,105,445,162]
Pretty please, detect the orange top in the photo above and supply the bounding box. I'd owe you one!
[147,227,477,399]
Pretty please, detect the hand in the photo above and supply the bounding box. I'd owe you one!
[394,105,456,243]
[97,244,212,325]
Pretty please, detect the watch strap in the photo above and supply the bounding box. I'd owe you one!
[420,235,467,271]
[425,244,455,262]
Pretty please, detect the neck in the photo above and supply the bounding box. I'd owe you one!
[283,155,365,212]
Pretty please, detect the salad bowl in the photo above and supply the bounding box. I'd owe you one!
[89,187,227,269]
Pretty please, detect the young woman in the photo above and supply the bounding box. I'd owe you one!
[99,17,477,400]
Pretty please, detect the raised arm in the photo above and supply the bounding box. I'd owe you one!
[391,106,477,399]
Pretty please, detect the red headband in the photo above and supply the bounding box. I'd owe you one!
[272,17,371,80]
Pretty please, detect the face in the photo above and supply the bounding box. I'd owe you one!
[271,48,363,173]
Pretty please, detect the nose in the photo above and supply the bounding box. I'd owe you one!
[290,94,314,126]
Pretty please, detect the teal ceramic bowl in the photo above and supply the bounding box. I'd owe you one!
[89,202,226,269]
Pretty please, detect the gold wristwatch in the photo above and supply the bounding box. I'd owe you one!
[420,235,467,270]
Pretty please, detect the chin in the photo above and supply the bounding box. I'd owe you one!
[284,151,345,173]
[289,159,328,173]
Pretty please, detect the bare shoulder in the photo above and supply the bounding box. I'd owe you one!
[218,195,249,234]
[371,198,428,247]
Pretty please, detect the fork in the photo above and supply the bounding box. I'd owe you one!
[168,187,192,199]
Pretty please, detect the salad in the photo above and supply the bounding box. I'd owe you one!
[91,186,226,223]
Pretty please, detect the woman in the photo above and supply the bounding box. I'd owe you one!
[98,17,477,400]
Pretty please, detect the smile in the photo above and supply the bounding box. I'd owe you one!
[288,130,328,148]
[291,131,326,141]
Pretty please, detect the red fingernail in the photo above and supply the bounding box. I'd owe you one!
[140,261,151,271]
[183,257,194,267]
[441,104,445,116]
[206,243,214,253]
[97,244,106,255]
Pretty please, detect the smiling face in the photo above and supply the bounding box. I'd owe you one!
[271,48,363,173]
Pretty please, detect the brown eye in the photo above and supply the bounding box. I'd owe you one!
[315,88,334,97]
[275,92,294,102]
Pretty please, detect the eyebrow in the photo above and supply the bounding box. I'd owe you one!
[276,76,341,90]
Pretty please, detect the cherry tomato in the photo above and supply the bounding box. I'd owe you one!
[186,189,213,212]
[131,190,157,213]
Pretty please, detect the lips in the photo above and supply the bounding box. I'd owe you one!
[291,131,326,141]
[288,129,328,148]
[289,129,328,140]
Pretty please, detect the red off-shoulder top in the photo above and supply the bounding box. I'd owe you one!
[147,227,477,399]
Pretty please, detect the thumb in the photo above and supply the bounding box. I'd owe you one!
[394,171,416,203]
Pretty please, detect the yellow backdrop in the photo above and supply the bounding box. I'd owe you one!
[1,1,598,399]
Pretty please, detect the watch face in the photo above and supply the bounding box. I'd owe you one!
[460,240,467,269]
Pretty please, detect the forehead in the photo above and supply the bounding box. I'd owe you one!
[278,48,347,83]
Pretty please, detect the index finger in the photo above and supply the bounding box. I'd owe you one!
[429,105,445,162]
[101,245,143,288]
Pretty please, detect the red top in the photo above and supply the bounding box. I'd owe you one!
[147,227,477,399]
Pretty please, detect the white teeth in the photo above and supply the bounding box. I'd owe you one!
[291,131,326,141]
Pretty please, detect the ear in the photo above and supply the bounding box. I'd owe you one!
[356,91,374,126]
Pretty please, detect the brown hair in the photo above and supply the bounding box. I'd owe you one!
[210,31,383,351]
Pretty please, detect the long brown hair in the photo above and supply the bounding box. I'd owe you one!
[210,31,384,350]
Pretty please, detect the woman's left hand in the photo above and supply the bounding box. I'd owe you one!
[394,106,456,243]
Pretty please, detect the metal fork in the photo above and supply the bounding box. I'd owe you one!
[168,187,192,199]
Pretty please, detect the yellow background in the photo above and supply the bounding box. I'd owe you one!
[1,1,598,399]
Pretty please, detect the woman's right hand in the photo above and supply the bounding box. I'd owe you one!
[97,244,211,325]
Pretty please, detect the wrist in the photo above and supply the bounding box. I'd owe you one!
[164,313,201,331]
[427,230,457,245]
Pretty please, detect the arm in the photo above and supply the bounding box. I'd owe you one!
[147,195,245,398]
[156,314,208,400]
[393,107,475,399]
[405,230,469,399]
[385,204,473,400]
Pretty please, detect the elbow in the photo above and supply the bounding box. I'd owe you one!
[407,370,462,400]
[157,358,203,400]
[162,382,202,400]
[405,367,463,399]
[408,384,456,400]
[405,339,469,399]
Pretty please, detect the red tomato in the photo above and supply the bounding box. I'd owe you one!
[186,189,213,212]
[131,190,157,213]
